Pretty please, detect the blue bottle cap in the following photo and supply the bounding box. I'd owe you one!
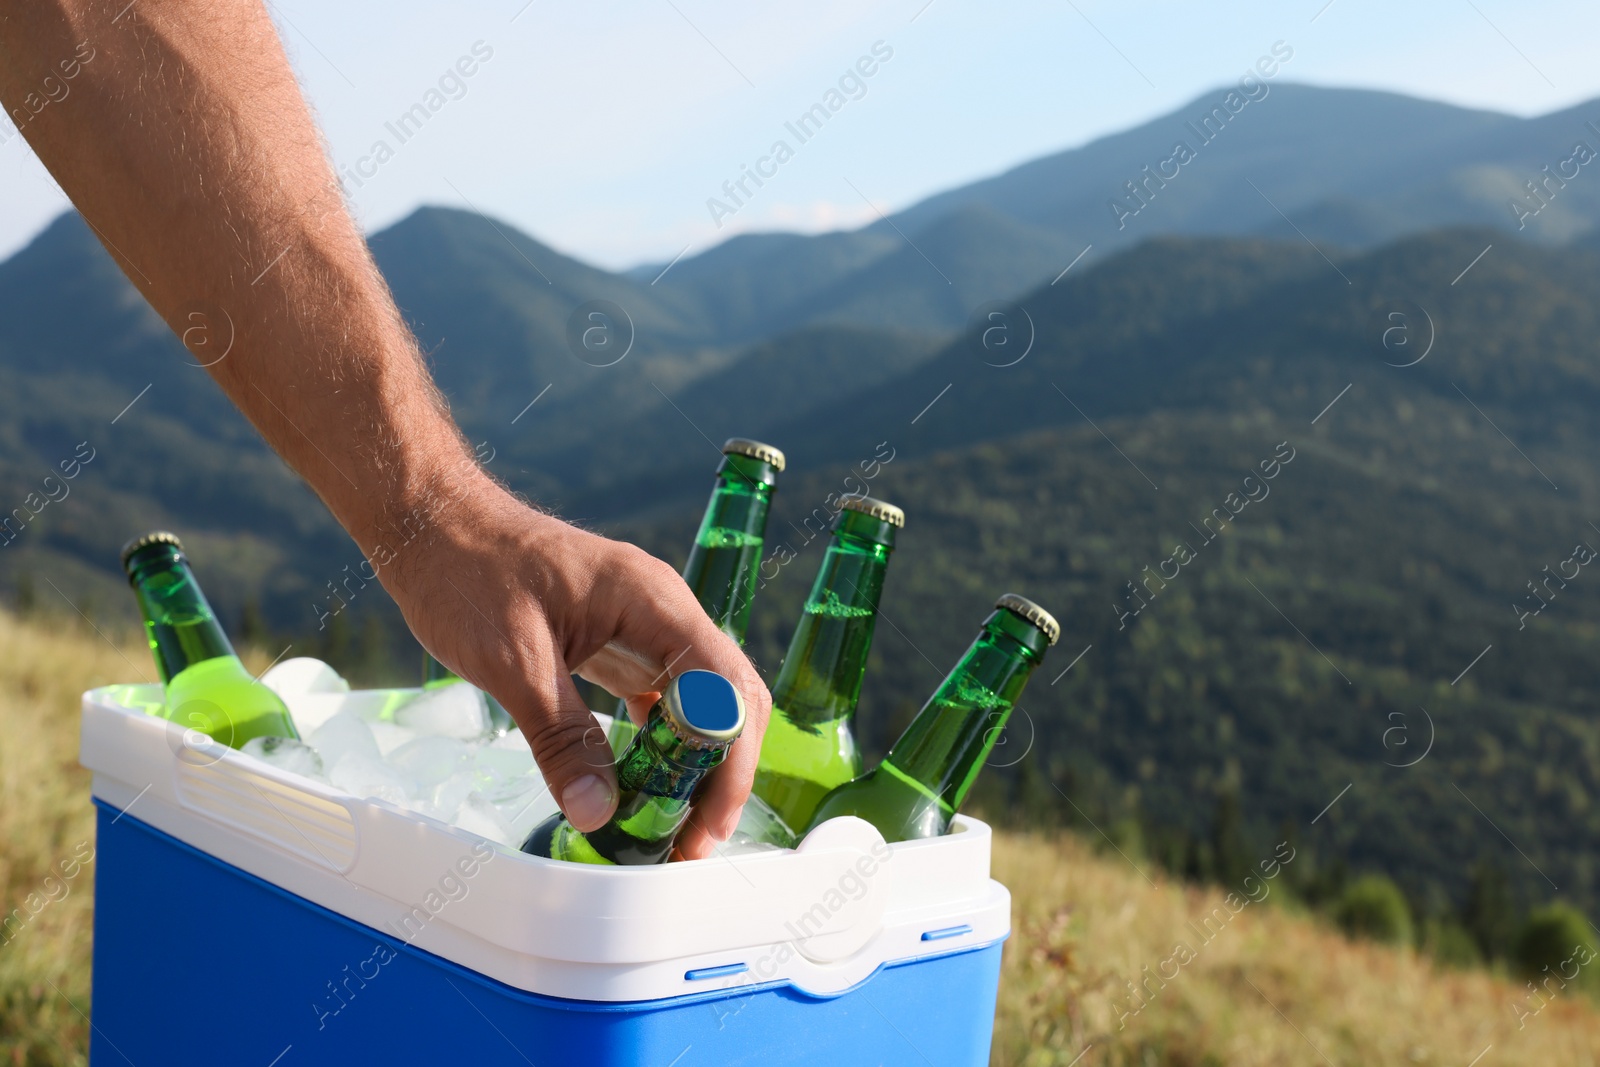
[662,670,746,748]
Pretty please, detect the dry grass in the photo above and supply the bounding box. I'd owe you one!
[5,608,1600,1066]
[0,608,268,1067]
[992,830,1600,1065]
[0,608,149,1066]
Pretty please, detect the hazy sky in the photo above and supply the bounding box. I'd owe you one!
[3,0,1599,269]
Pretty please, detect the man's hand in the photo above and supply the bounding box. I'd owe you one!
[0,0,770,858]
[385,473,770,859]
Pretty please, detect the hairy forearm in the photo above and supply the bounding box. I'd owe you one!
[1,1,773,846]
[0,0,480,553]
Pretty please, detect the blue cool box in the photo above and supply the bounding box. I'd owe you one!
[81,685,1011,1066]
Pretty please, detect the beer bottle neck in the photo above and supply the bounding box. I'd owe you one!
[618,713,726,795]
[682,457,777,643]
[882,616,1044,814]
[770,529,891,727]
[604,711,729,848]
[129,557,237,684]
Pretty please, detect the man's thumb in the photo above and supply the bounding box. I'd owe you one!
[510,671,618,833]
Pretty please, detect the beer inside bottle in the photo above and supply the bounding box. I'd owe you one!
[607,438,782,752]
[806,594,1058,842]
[752,496,902,832]
[421,652,516,735]
[524,669,744,865]
[121,531,300,748]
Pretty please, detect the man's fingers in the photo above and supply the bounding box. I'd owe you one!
[573,544,774,854]
[624,691,659,726]
[576,642,683,710]
[695,721,765,843]
[497,668,618,833]
[621,606,772,848]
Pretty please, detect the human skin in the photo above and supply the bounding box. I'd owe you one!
[0,0,769,857]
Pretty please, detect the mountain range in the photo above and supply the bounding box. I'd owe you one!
[4,83,1600,918]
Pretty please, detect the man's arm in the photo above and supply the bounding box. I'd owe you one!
[0,0,770,856]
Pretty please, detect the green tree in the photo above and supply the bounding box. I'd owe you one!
[1210,789,1251,887]
[1334,875,1413,946]
[1422,920,1482,969]
[1513,904,1599,993]
[1463,862,1518,962]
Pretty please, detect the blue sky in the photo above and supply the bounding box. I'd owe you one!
[3,0,1598,268]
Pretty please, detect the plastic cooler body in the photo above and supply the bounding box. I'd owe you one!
[80,685,1010,1066]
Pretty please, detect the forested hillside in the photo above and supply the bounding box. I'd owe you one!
[4,84,1600,936]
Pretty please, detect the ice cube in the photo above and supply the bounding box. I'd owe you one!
[260,657,349,697]
[422,769,478,823]
[490,726,529,751]
[486,777,559,842]
[240,736,325,781]
[368,722,421,758]
[395,684,490,739]
[454,791,515,846]
[388,736,473,789]
[328,752,411,806]
[473,746,536,787]
[470,741,549,832]
[345,689,418,725]
[309,711,381,769]
[281,694,346,738]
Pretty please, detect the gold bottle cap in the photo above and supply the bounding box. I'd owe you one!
[721,438,786,472]
[661,669,746,749]
[120,530,184,570]
[995,593,1060,646]
[838,495,905,528]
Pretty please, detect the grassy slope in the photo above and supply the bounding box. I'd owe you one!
[0,609,147,1065]
[0,611,265,1066]
[3,612,1597,1066]
[994,832,1600,1065]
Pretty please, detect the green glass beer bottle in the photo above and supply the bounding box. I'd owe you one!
[806,594,1058,842]
[120,531,300,748]
[607,438,783,752]
[752,496,904,832]
[421,652,516,735]
[524,669,744,865]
